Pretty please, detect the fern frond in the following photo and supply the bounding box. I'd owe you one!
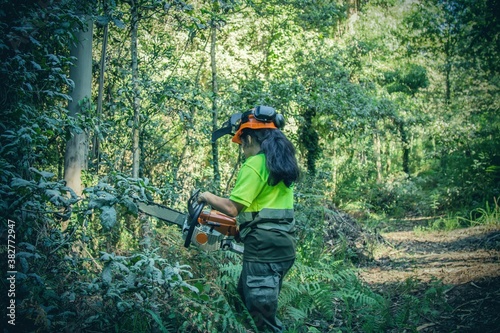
[285,306,308,321]
[311,287,336,320]
[219,262,241,283]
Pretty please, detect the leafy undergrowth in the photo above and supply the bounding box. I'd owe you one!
[3,173,498,333]
[4,215,463,333]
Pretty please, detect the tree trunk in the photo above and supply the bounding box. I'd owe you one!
[348,0,359,17]
[210,22,221,189]
[131,0,141,178]
[92,22,108,174]
[444,25,453,105]
[445,60,451,105]
[386,140,392,174]
[64,16,93,196]
[299,107,319,176]
[331,138,337,195]
[374,132,382,183]
[399,122,410,175]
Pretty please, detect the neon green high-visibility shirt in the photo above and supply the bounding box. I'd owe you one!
[230,153,296,262]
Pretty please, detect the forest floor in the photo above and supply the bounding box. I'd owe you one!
[357,220,500,333]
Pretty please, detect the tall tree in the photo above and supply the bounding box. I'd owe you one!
[131,0,141,178]
[205,0,243,191]
[64,16,93,196]
[403,0,469,105]
[92,1,115,174]
[210,19,221,189]
[383,64,429,174]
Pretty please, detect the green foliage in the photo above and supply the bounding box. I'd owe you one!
[417,197,500,232]
[287,0,346,34]
[383,63,429,95]
[89,249,195,331]
[364,173,431,217]
[299,107,321,175]
[465,197,500,226]
[294,188,329,264]
[1,0,498,332]
[155,252,257,333]
[279,260,351,322]
[385,277,451,331]
[278,257,448,333]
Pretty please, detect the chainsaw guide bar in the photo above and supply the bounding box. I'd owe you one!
[136,201,186,226]
[136,192,243,254]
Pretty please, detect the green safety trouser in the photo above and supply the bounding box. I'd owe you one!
[237,259,295,333]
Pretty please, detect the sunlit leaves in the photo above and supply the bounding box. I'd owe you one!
[383,63,429,95]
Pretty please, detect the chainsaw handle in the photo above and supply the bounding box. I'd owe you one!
[184,191,205,248]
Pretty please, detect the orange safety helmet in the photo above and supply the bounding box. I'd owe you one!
[211,106,285,144]
[231,114,278,144]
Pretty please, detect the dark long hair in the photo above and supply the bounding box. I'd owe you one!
[241,128,300,187]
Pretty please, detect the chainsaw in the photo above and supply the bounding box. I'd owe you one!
[136,190,243,254]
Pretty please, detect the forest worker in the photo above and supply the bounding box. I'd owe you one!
[197,106,300,333]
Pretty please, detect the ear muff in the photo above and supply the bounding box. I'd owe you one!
[252,106,285,129]
[274,113,285,129]
[254,105,276,122]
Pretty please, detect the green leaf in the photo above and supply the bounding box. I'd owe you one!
[121,198,138,216]
[145,309,172,333]
[96,15,110,26]
[100,206,117,230]
[89,192,117,209]
[11,178,34,188]
[102,265,112,285]
[113,18,126,29]
[30,167,55,179]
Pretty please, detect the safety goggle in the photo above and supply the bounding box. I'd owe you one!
[211,106,281,142]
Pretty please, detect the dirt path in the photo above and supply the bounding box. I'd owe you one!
[358,224,500,332]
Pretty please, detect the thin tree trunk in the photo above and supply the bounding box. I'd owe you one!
[374,132,382,183]
[131,1,140,178]
[386,140,392,174]
[300,107,319,176]
[348,0,359,17]
[399,122,410,175]
[445,60,451,104]
[92,22,108,174]
[174,59,205,184]
[331,138,337,195]
[64,16,93,196]
[210,22,220,189]
[444,27,452,105]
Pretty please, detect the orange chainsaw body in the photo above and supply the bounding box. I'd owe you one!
[198,209,238,237]
[192,209,239,250]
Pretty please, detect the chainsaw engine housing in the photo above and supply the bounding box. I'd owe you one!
[191,225,226,252]
[183,208,238,252]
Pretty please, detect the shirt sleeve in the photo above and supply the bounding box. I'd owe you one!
[229,161,266,208]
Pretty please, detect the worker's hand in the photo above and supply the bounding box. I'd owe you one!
[197,191,210,204]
